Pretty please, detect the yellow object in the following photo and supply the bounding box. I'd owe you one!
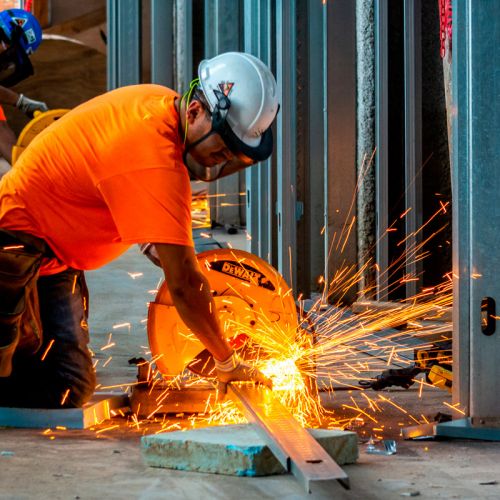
[428,364,452,392]
[148,248,298,378]
[11,109,69,165]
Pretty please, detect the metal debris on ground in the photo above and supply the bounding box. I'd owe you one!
[366,437,397,455]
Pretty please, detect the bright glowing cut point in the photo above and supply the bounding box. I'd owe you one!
[260,358,305,393]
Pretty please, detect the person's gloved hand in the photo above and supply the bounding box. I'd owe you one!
[215,351,273,395]
[16,94,49,116]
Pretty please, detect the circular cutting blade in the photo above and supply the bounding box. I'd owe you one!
[148,248,298,378]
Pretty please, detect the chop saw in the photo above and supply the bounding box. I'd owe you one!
[135,247,350,492]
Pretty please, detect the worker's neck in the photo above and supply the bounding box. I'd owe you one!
[174,97,186,139]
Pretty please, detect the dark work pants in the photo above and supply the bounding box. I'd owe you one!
[0,268,96,408]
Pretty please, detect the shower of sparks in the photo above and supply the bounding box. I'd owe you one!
[87,158,455,438]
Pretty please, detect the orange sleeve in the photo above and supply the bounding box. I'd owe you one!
[0,105,6,121]
[97,167,193,247]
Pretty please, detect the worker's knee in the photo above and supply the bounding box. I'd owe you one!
[50,344,96,408]
[36,360,96,409]
[60,370,96,408]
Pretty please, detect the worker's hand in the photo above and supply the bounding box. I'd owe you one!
[16,94,49,117]
[215,351,273,395]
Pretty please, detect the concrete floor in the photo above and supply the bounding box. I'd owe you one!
[1,231,500,499]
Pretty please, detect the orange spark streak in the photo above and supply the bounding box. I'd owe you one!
[443,402,466,415]
[40,339,55,361]
[96,424,119,434]
[60,389,70,406]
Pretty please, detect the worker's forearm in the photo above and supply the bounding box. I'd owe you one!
[169,271,233,361]
[0,86,18,107]
[0,122,15,164]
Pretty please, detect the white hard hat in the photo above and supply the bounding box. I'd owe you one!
[198,52,279,154]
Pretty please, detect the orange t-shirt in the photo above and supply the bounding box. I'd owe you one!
[0,84,193,271]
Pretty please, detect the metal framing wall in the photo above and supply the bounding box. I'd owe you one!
[105,0,428,303]
[243,0,357,300]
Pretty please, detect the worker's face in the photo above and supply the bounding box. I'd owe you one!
[182,99,256,182]
[184,100,234,167]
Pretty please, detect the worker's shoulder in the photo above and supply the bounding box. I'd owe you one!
[100,84,179,103]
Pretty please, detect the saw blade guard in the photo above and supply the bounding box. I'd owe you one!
[148,248,299,378]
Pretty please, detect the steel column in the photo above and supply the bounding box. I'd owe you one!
[174,0,193,93]
[107,0,141,90]
[453,0,500,424]
[205,0,242,228]
[374,0,389,300]
[275,0,297,289]
[306,0,327,295]
[244,0,272,261]
[451,0,470,416]
[403,0,422,298]
[325,0,357,304]
[151,0,174,87]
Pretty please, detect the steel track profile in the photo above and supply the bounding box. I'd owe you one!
[228,384,350,493]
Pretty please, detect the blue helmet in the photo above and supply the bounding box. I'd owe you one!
[0,9,42,54]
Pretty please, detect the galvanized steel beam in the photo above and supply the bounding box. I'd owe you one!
[275,0,297,290]
[325,0,357,304]
[205,0,243,228]
[174,0,193,93]
[151,0,174,87]
[374,0,389,300]
[107,0,142,90]
[229,384,349,493]
[244,0,273,261]
[403,0,422,298]
[452,0,500,423]
[451,0,470,416]
[306,0,327,295]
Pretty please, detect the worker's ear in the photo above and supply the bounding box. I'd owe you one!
[185,99,208,125]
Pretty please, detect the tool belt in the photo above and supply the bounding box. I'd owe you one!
[0,229,50,376]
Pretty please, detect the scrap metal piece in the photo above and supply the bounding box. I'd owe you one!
[228,384,350,493]
[366,438,397,455]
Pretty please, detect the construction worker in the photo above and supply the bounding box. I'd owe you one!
[0,52,278,408]
[0,8,47,168]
